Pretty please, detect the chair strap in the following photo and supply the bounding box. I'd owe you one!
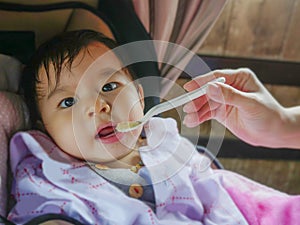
[196,145,224,169]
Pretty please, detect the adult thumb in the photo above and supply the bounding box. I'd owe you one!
[206,83,248,108]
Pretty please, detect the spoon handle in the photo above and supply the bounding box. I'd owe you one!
[142,77,226,122]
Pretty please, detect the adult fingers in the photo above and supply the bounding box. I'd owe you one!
[183,95,208,113]
[183,100,220,127]
[206,82,250,109]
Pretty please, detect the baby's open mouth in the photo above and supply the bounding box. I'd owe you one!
[97,126,115,138]
[95,123,124,144]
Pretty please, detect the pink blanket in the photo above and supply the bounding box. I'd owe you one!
[216,170,300,225]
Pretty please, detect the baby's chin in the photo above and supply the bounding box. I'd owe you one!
[75,143,131,162]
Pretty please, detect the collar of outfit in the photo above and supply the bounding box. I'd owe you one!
[88,136,153,207]
[91,160,144,173]
[89,136,147,173]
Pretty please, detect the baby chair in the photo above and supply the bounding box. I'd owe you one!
[0,1,225,224]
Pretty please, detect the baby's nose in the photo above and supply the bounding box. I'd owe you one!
[88,98,111,117]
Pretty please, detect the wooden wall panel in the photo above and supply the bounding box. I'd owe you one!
[196,0,233,55]
[248,0,294,59]
[199,0,299,62]
[282,0,300,61]
[223,0,263,57]
[224,0,295,59]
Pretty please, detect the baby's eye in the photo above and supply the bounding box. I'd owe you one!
[59,97,76,108]
[102,82,118,92]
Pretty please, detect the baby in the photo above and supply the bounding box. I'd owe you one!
[7,30,299,225]
[6,29,246,224]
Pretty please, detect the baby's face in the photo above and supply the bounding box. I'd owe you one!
[37,42,145,167]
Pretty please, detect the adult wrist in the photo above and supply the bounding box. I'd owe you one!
[279,106,300,149]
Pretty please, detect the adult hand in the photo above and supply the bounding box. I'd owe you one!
[183,68,300,149]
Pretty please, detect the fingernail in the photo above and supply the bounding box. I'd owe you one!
[183,115,198,128]
[183,103,193,113]
[207,83,221,98]
[183,115,191,126]
[183,81,195,91]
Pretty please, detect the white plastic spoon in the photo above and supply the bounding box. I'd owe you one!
[116,77,226,132]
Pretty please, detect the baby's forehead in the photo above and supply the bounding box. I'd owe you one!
[36,41,134,89]
[36,58,133,93]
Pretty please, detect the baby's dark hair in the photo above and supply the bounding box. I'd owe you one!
[21,29,136,127]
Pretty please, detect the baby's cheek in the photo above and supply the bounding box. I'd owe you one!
[59,132,85,159]
[127,99,144,117]
[115,91,143,113]
[68,124,91,154]
[50,122,78,155]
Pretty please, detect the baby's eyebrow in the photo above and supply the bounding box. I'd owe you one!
[47,85,70,100]
[99,67,120,77]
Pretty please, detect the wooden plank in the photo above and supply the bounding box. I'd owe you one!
[251,0,295,58]
[219,158,300,194]
[265,84,300,107]
[282,0,300,61]
[195,54,300,86]
[224,0,262,57]
[198,0,233,55]
[197,137,300,160]
[225,0,294,59]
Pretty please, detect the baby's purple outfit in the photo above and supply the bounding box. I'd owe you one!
[8,118,300,224]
